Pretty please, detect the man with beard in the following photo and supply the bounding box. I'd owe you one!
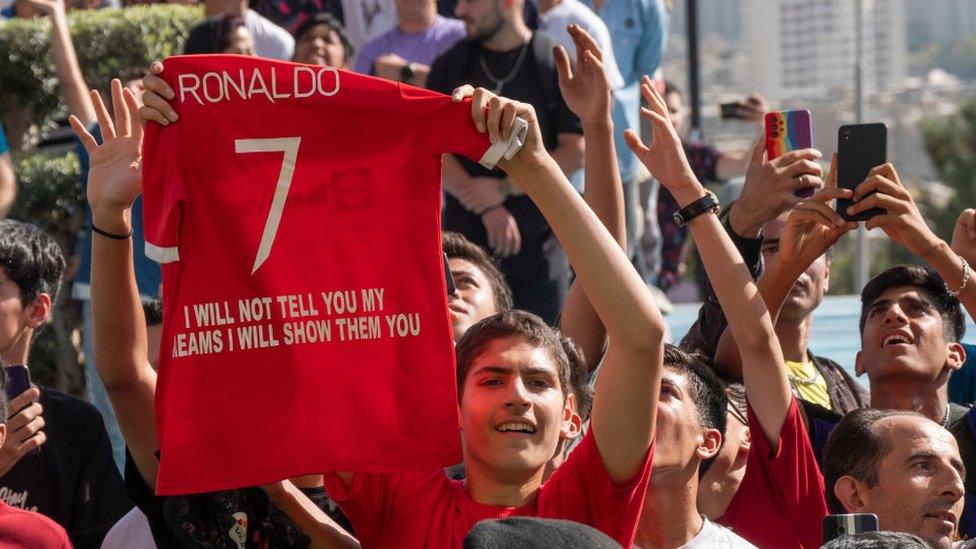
[426,0,584,325]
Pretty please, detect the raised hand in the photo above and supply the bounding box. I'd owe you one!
[69,79,143,224]
[951,208,976,269]
[624,75,703,205]
[776,156,856,276]
[730,137,823,237]
[553,24,612,126]
[451,85,546,175]
[848,163,941,258]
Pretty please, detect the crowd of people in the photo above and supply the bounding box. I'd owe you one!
[2,0,976,548]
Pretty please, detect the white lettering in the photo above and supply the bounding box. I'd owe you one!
[178,73,204,106]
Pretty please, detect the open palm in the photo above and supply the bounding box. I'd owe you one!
[70,79,143,216]
[554,25,611,125]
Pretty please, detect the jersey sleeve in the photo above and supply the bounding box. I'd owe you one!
[398,84,526,170]
[538,429,653,547]
[141,121,185,264]
[744,397,829,548]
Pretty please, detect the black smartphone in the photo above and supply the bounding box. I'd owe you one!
[443,253,456,296]
[5,365,30,405]
[5,365,39,456]
[720,101,741,120]
[836,123,887,222]
[822,513,879,543]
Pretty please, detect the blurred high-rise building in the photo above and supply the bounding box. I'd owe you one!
[907,0,976,48]
[743,0,906,101]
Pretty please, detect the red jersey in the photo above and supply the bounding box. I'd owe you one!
[142,55,522,495]
[0,500,71,548]
[322,430,654,548]
[718,398,829,548]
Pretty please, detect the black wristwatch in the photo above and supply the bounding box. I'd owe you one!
[672,191,720,227]
[399,62,417,83]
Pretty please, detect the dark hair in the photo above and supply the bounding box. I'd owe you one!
[663,80,681,98]
[443,232,513,314]
[294,12,355,63]
[823,408,926,513]
[184,15,231,55]
[859,264,965,342]
[217,14,248,53]
[663,344,728,476]
[820,531,929,549]
[143,298,163,327]
[456,311,573,402]
[562,335,592,422]
[0,220,65,307]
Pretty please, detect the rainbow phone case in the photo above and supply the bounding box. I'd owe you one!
[765,110,813,160]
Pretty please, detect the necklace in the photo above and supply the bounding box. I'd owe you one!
[479,40,530,95]
[941,403,951,428]
[787,361,820,385]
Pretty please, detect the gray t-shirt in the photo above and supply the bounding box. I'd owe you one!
[245,9,296,60]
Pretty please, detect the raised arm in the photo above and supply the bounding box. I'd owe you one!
[712,159,856,444]
[625,76,788,445]
[555,25,624,372]
[26,0,96,125]
[474,87,664,484]
[848,163,976,321]
[71,80,158,487]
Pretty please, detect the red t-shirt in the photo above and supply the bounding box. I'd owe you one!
[0,500,71,548]
[323,430,653,548]
[718,398,829,548]
[141,55,522,495]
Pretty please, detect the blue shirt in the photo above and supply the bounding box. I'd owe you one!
[582,0,667,181]
[950,343,976,406]
[72,124,161,301]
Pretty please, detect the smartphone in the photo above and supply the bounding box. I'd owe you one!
[836,123,887,222]
[822,513,879,543]
[5,365,39,456]
[765,110,815,197]
[443,253,456,296]
[5,365,30,404]
[720,102,741,119]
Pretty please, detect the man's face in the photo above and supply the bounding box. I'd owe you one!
[665,91,685,136]
[650,367,719,476]
[294,24,346,68]
[845,416,964,549]
[448,258,498,342]
[697,406,749,517]
[459,336,573,480]
[0,269,29,358]
[857,286,961,383]
[761,214,830,322]
[455,0,506,42]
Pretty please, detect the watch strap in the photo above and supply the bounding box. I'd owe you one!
[672,191,720,228]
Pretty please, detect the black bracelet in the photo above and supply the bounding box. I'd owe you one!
[672,191,720,228]
[91,223,132,240]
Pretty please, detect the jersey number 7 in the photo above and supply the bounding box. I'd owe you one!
[234,137,302,274]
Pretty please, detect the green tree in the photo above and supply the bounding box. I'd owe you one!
[920,97,976,240]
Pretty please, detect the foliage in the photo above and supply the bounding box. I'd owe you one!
[0,4,202,149]
[920,97,976,240]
